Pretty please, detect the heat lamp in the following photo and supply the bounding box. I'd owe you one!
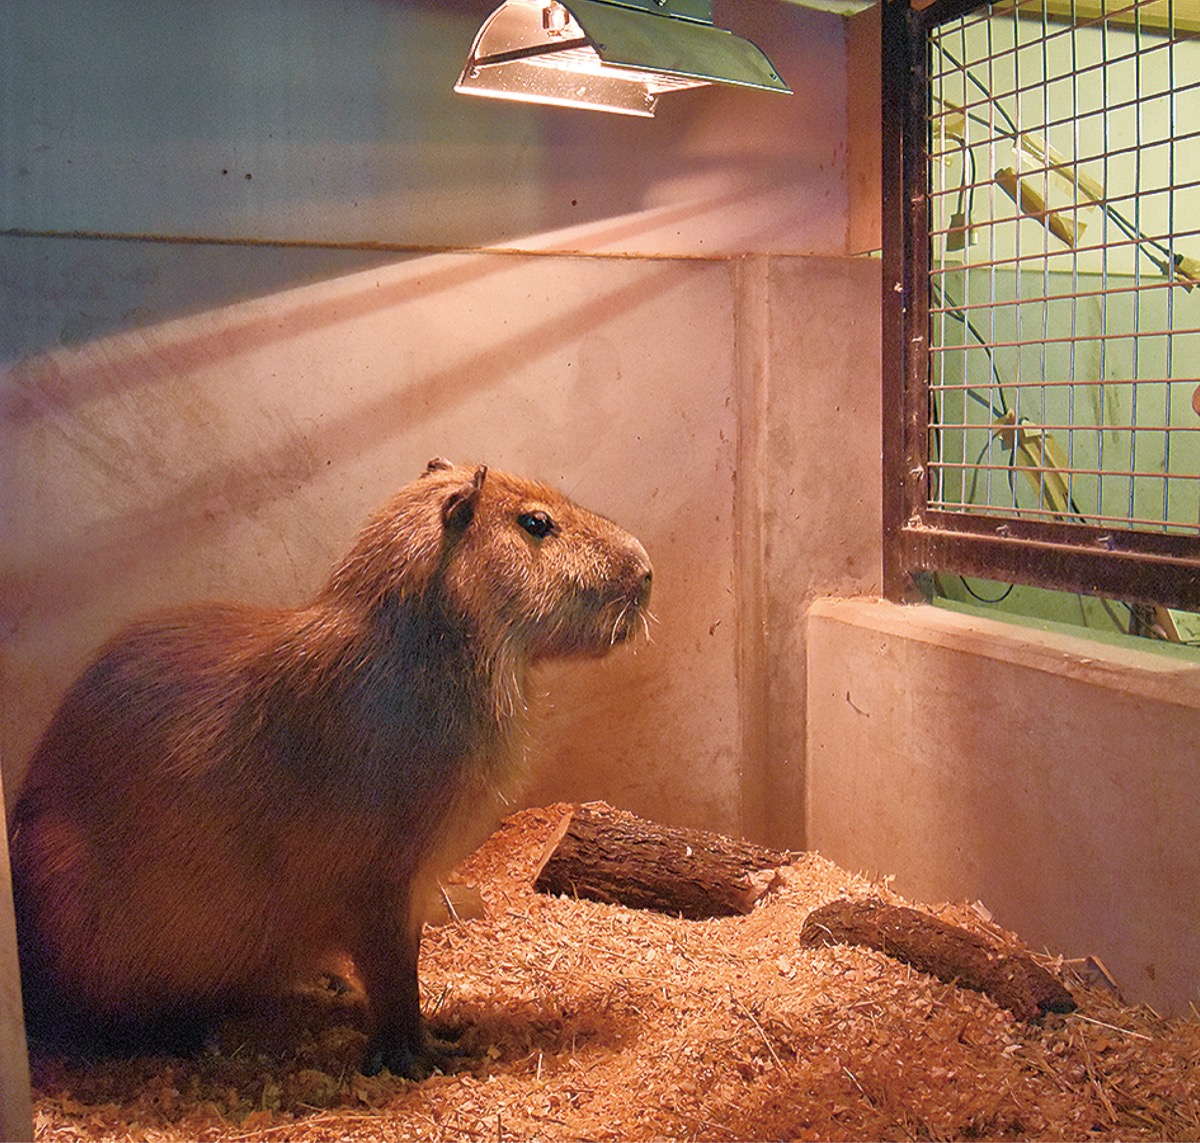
[454,0,791,117]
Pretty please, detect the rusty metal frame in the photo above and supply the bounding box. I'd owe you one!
[881,0,1200,611]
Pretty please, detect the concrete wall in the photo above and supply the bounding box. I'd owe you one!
[734,254,884,846]
[1,0,859,845]
[2,6,860,1124]
[1,243,748,832]
[0,238,885,843]
[808,598,1200,1018]
[0,0,845,258]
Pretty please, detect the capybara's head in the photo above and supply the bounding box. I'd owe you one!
[326,458,653,664]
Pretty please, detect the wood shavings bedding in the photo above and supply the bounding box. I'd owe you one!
[27,805,1200,1142]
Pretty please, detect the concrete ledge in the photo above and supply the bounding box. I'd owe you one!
[806,596,1200,1016]
[813,596,1200,710]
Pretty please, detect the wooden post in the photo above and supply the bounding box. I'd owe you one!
[0,765,33,1143]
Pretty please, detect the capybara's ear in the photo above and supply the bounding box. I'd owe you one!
[441,465,488,532]
[423,457,454,476]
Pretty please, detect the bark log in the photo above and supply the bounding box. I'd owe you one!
[800,898,1076,1020]
[533,802,791,920]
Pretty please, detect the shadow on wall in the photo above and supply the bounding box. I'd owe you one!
[0,171,788,361]
[1,248,694,627]
[0,240,406,360]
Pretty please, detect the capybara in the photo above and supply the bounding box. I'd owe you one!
[8,458,652,1078]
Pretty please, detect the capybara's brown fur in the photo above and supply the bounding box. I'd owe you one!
[8,459,652,1077]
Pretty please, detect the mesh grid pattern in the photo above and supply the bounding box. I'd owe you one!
[926,0,1200,535]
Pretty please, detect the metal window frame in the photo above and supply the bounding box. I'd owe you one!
[881,0,1200,611]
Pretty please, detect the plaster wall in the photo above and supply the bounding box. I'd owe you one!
[807,597,1200,1016]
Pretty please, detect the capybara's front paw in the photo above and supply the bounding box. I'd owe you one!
[360,1025,464,1080]
[360,1039,428,1080]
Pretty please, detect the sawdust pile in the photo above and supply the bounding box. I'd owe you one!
[28,805,1200,1141]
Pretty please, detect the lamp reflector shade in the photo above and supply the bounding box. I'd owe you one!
[455,0,791,117]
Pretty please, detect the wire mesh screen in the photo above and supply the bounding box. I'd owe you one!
[926,0,1200,538]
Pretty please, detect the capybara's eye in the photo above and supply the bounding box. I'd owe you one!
[518,511,554,539]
